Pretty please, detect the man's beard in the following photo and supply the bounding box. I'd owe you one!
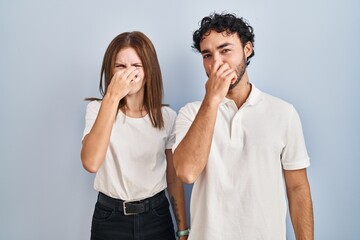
[229,55,247,91]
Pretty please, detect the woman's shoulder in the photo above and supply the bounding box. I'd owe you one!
[85,100,102,114]
[87,100,101,106]
[161,106,177,126]
[161,105,176,117]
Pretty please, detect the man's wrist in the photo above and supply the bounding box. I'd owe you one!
[203,94,222,108]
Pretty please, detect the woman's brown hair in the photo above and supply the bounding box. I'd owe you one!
[87,31,165,129]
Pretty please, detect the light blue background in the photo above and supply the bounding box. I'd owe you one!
[1,0,359,239]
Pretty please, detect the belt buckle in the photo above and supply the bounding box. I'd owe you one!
[123,201,137,216]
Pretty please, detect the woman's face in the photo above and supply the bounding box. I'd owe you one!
[113,47,145,96]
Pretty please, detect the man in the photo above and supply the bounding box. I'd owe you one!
[172,13,314,239]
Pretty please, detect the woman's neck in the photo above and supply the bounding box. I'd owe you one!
[122,94,147,118]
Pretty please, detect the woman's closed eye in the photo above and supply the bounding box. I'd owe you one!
[115,64,126,69]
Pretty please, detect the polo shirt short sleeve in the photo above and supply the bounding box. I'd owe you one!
[281,106,310,169]
[173,85,310,240]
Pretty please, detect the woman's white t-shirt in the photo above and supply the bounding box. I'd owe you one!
[82,101,176,201]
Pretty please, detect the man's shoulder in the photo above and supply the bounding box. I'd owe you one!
[177,101,202,118]
[180,101,202,111]
[260,91,294,110]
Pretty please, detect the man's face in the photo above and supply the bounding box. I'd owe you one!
[200,30,250,90]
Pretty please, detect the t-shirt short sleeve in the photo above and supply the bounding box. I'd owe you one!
[82,101,101,141]
[281,106,310,170]
[163,106,177,150]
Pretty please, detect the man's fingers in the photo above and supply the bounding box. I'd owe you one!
[221,68,236,79]
[216,63,231,76]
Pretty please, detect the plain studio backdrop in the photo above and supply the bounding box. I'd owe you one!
[1,0,359,239]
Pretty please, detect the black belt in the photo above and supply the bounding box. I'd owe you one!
[97,190,166,215]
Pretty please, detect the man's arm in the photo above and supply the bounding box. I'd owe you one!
[173,61,236,184]
[173,99,219,184]
[284,168,314,240]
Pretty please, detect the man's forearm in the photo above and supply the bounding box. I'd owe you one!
[173,98,219,184]
[288,184,314,239]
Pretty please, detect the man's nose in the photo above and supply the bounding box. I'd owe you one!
[212,53,223,64]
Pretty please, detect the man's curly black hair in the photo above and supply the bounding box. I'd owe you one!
[192,13,255,66]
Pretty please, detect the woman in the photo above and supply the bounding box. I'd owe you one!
[81,31,189,240]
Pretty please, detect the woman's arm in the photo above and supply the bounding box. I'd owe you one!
[165,149,189,240]
[80,95,120,173]
[81,67,139,173]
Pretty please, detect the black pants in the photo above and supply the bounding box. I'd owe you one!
[90,192,175,240]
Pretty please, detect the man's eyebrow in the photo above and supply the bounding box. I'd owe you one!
[200,49,210,54]
[201,42,234,54]
[217,43,233,49]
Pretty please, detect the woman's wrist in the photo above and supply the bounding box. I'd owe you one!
[176,228,190,238]
[103,92,122,104]
[178,236,188,240]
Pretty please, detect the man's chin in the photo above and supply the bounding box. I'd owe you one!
[229,78,241,90]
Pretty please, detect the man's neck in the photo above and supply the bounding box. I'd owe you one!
[226,74,252,109]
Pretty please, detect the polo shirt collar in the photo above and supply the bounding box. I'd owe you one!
[221,83,263,106]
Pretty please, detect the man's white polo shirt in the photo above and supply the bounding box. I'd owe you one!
[173,85,310,240]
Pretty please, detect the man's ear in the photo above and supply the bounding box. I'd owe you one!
[244,41,253,58]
